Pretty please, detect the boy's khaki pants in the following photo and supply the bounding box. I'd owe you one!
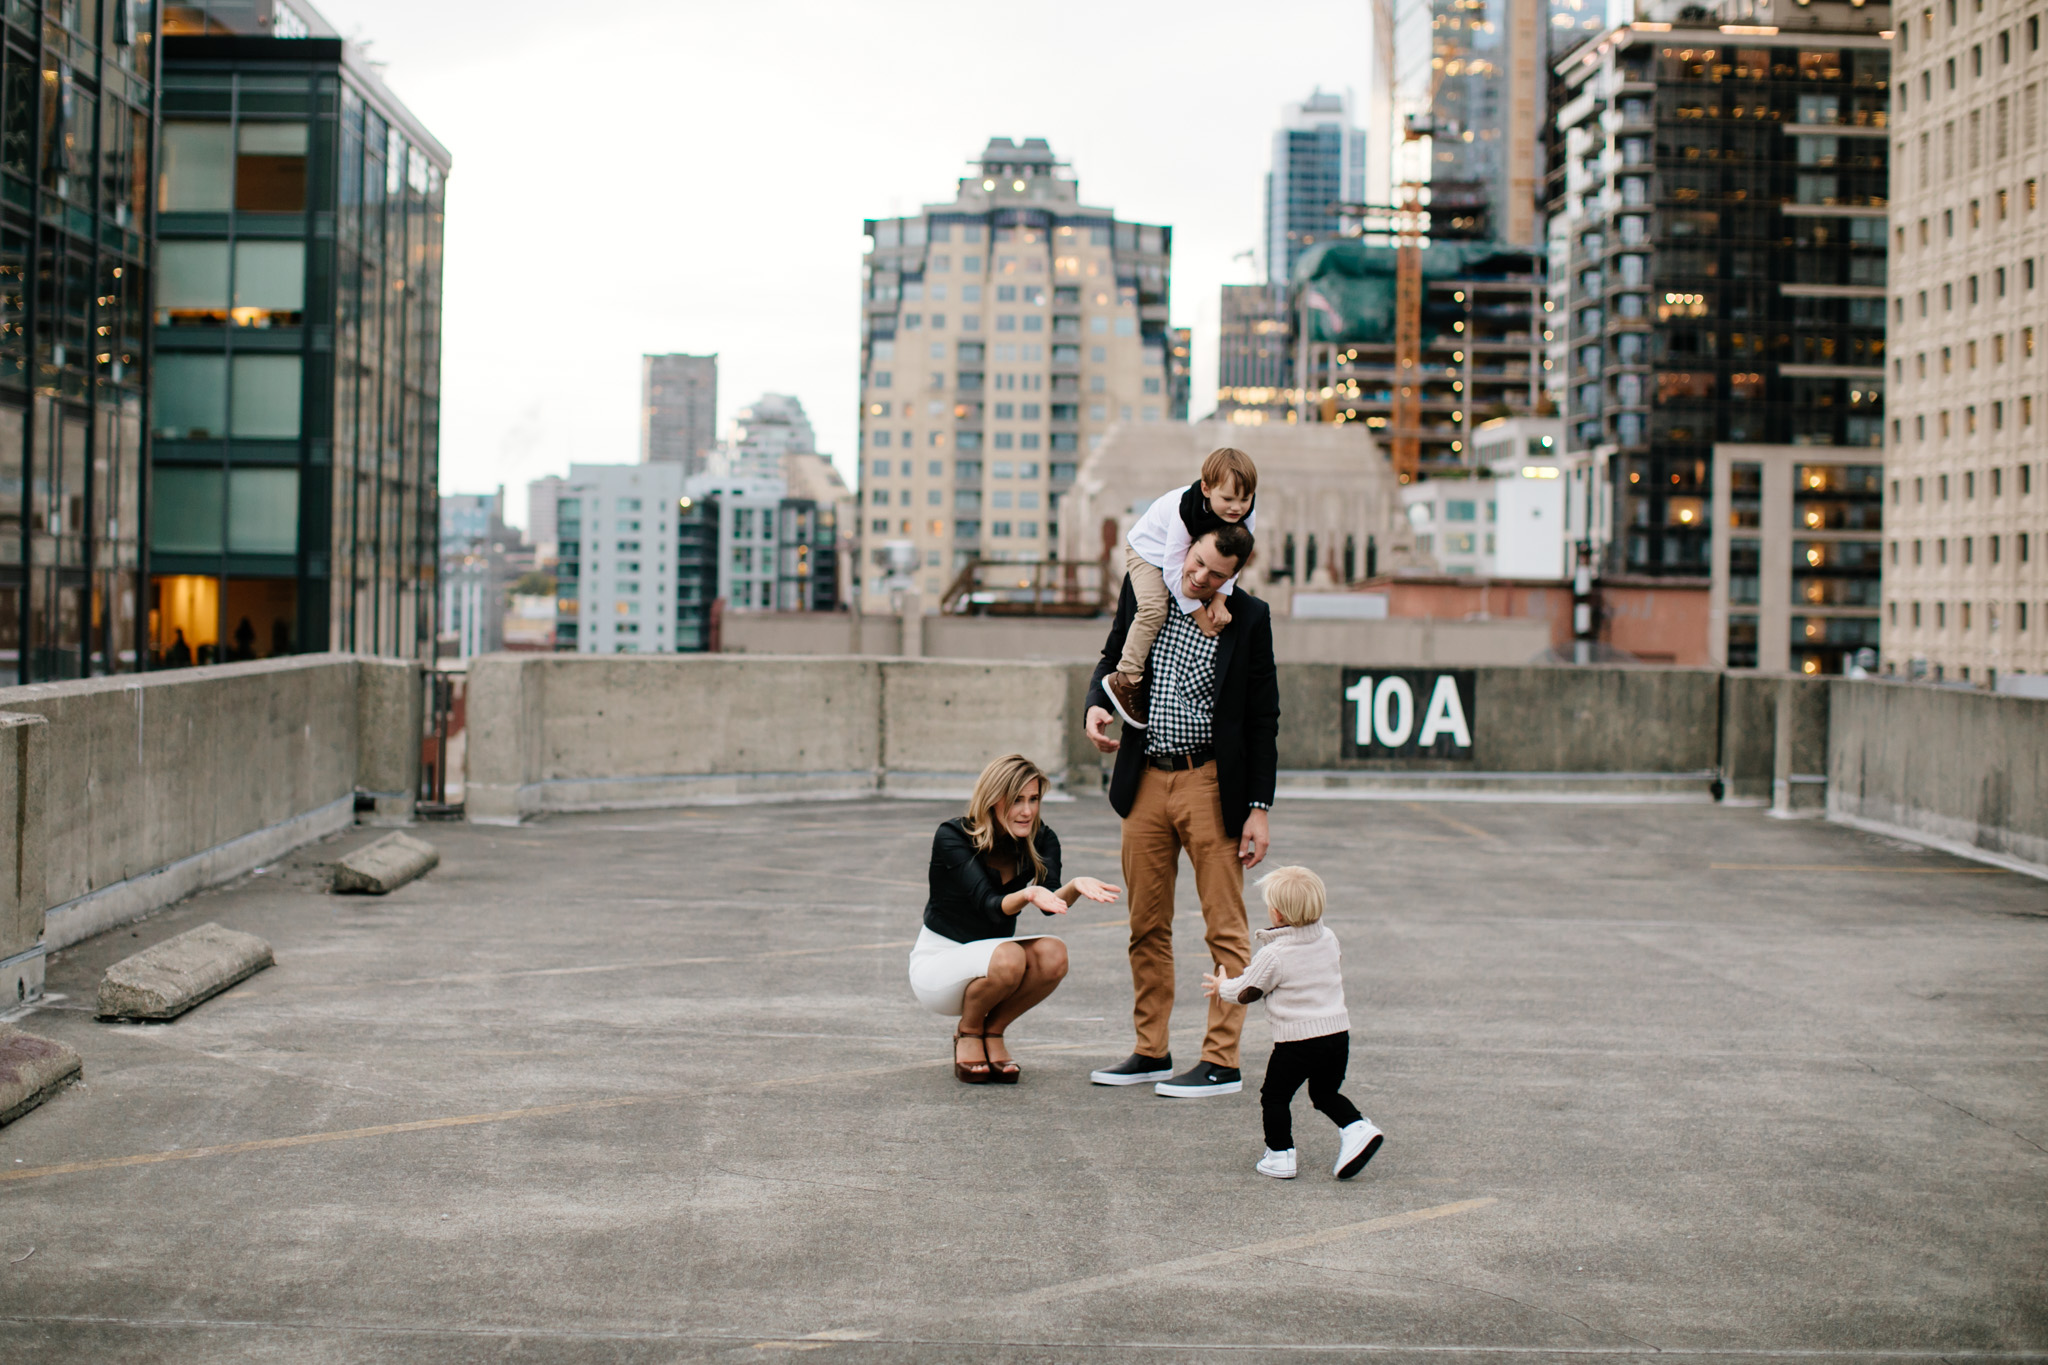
[1118,546,1171,684]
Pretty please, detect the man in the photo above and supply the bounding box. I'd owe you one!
[1084,522,1279,1097]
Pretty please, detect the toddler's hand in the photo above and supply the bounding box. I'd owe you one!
[1201,964,1225,998]
[1209,595,1232,629]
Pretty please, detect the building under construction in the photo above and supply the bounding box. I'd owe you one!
[1291,239,1550,475]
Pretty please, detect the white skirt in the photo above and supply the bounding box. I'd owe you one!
[907,926,1063,1016]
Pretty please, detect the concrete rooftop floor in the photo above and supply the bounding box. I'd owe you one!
[1,795,2045,1363]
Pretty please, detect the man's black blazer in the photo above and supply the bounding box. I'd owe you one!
[1084,581,1280,837]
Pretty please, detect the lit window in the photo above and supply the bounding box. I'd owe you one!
[235,122,308,212]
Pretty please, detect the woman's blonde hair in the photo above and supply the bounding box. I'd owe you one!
[1258,865,1327,926]
[963,753,1050,884]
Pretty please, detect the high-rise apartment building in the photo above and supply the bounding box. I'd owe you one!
[526,473,565,551]
[1885,0,2048,681]
[438,489,508,659]
[1708,443,1884,673]
[1267,92,1365,286]
[1546,1,1890,626]
[641,352,718,474]
[555,463,683,654]
[1216,285,1293,427]
[859,137,1176,605]
[150,0,449,666]
[714,392,818,482]
[1,0,158,682]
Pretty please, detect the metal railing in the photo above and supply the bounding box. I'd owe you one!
[940,558,1109,617]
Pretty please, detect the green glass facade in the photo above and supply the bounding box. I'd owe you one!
[150,31,445,665]
[0,0,157,682]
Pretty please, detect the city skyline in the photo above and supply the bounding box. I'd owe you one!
[305,0,1379,528]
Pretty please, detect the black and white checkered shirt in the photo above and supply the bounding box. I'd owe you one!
[1145,607,1219,756]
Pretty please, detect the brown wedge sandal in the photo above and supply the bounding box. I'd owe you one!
[953,1028,992,1084]
[983,1030,1020,1084]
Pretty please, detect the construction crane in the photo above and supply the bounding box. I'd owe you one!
[1344,0,1451,482]
[1390,185,1424,483]
[1377,0,1423,482]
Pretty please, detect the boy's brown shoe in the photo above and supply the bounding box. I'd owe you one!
[1104,672,1149,729]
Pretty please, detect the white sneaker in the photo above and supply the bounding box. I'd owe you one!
[1256,1148,1297,1179]
[1335,1121,1384,1179]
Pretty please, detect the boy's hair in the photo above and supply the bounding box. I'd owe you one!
[1258,865,1327,926]
[1200,447,1259,498]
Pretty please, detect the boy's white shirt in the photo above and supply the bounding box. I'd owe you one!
[1126,481,1257,616]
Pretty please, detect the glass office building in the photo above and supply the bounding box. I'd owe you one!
[1266,91,1363,287]
[0,0,158,682]
[150,1,448,665]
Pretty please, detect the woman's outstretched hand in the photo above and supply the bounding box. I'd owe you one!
[1026,886,1070,915]
[1069,877,1122,904]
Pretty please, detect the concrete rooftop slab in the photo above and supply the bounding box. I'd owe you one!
[0,796,2043,1363]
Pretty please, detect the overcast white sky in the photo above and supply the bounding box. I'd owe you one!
[312,1,1374,529]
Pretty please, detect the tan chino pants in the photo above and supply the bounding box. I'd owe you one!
[1116,547,1172,685]
[1120,763,1251,1067]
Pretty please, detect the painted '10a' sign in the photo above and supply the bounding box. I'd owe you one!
[1340,669,1477,760]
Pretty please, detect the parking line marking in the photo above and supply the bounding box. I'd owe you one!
[1708,863,2005,874]
[758,1198,1500,1349]
[1001,1198,1499,1310]
[0,1044,1109,1187]
[1403,803,1498,841]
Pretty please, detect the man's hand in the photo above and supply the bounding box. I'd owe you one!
[1085,704,1120,753]
[1239,807,1270,869]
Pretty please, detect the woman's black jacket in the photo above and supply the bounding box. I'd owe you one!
[923,817,1062,944]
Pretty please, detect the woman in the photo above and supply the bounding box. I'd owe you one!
[908,754,1121,1083]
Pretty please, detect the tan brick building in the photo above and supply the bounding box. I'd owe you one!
[1889,0,2048,681]
[857,138,1180,609]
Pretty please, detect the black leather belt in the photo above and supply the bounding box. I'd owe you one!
[1147,748,1213,771]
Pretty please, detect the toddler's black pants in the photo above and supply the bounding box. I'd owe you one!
[1261,1030,1362,1151]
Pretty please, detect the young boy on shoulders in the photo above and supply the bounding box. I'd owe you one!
[1100,446,1258,730]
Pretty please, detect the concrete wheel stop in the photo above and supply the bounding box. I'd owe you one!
[0,1026,82,1127]
[332,831,439,895]
[97,922,274,1022]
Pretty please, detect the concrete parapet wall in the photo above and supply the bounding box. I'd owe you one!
[356,657,425,824]
[463,654,1072,820]
[1272,664,1722,773]
[0,654,420,958]
[0,712,46,1003]
[1717,674,1830,809]
[1827,680,2048,875]
[721,610,1552,666]
[880,660,1069,784]
[1,658,359,934]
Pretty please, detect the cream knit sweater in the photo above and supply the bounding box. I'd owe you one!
[1215,922,1350,1043]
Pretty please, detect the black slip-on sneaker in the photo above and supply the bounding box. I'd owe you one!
[1089,1053,1173,1086]
[1154,1062,1243,1097]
